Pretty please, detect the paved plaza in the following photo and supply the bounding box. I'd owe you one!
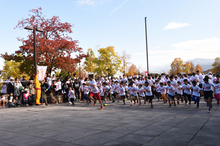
[0,99,220,146]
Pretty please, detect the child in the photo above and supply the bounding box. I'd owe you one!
[0,93,6,108]
[128,83,138,106]
[68,87,75,105]
[144,82,153,108]
[167,81,176,107]
[81,83,90,105]
[23,89,29,106]
[8,93,15,107]
[213,79,220,105]
[203,76,215,113]
[176,81,183,104]
[114,81,120,102]
[118,82,126,105]
[138,84,145,106]
[154,80,160,102]
[1,82,7,95]
[98,84,107,106]
[191,81,201,108]
[182,79,192,106]
[157,82,167,103]
[14,96,21,107]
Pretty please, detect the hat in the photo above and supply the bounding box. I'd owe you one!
[208,72,212,74]
[10,77,14,80]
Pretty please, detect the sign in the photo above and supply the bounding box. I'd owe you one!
[145,71,148,77]
[37,66,47,80]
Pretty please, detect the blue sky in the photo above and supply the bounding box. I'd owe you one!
[0,0,220,73]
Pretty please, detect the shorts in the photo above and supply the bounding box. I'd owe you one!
[120,95,125,99]
[204,91,213,100]
[183,93,191,101]
[89,92,101,100]
[145,96,152,102]
[168,94,175,99]
[176,94,182,98]
[101,96,105,100]
[155,92,161,97]
[130,95,137,100]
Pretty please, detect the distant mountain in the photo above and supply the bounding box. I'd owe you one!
[150,58,214,73]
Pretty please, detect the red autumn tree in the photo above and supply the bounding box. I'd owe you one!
[1,7,87,75]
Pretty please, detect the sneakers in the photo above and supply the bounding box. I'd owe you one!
[56,102,58,105]
[189,104,191,107]
[177,101,179,105]
[100,106,104,110]
[139,103,141,106]
[104,103,107,106]
[151,105,153,108]
[93,101,97,106]
[174,103,176,106]
[123,102,125,105]
[169,104,171,107]
[208,109,211,113]
[130,103,134,106]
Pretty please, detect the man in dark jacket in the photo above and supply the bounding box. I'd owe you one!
[62,81,69,103]
[73,79,81,102]
[42,80,58,107]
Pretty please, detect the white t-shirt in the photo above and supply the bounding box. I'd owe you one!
[68,90,75,98]
[202,82,214,91]
[138,87,145,97]
[81,86,89,95]
[176,85,183,95]
[99,87,104,96]
[118,87,125,96]
[154,83,160,92]
[158,86,167,94]
[128,86,138,96]
[144,86,152,96]
[0,95,6,100]
[114,84,120,93]
[89,80,99,94]
[1,85,7,94]
[214,83,220,94]
[55,82,62,91]
[190,76,199,83]
[192,85,201,97]
[197,74,204,83]
[8,96,13,102]
[167,85,175,96]
[182,84,191,94]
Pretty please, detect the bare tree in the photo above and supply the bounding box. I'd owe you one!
[121,50,131,75]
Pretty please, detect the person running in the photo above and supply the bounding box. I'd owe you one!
[81,83,90,105]
[191,81,201,108]
[118,82,126,105]
[203,76,215,113]
[182,79,192,106]
[167,81,176,107]
[88,77,104,110]
[213,79,220,105]
[144,82,153,108]
[157,82,167,103]
[176,81,183,105]
[137,84,145,106]
[128,82,138,106]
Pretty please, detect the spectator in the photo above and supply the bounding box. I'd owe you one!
[8,93,15,107]
[14,77,23,97]
[29,80,35,106]
[7,77,14,95]
[0,93,6,108]
[73,79,81,102]
[62,81,69,103]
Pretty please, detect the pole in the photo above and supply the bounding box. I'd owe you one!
[145,17,149,74]
[33,26,37,75]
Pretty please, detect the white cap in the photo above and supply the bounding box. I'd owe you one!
[10,77,14,80]
[208,72,212,74]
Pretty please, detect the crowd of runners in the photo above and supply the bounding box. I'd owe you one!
[1,70,219,113]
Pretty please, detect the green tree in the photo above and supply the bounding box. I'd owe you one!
[0,60,30,80]
[84,48,97,73]
[94,46,122,76]
[212,57,220,74]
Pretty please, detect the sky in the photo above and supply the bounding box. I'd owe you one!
[0,0,220,73]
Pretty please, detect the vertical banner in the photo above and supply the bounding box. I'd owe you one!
[37,66,47,80]
[145,71,148,77]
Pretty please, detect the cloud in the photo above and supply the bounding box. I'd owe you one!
[164,22,191,30]
[109,0,128,15]
[77,0,96,5]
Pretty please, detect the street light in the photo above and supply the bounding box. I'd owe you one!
[145,17,149,74]
[24,26,44,75]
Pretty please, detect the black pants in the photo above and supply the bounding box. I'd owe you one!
[75,89,80,100]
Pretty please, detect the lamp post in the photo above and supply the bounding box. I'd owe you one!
[24,26,43,75]
[145,17,149,74]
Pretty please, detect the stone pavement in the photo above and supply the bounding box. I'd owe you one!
[0,99,220,146]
